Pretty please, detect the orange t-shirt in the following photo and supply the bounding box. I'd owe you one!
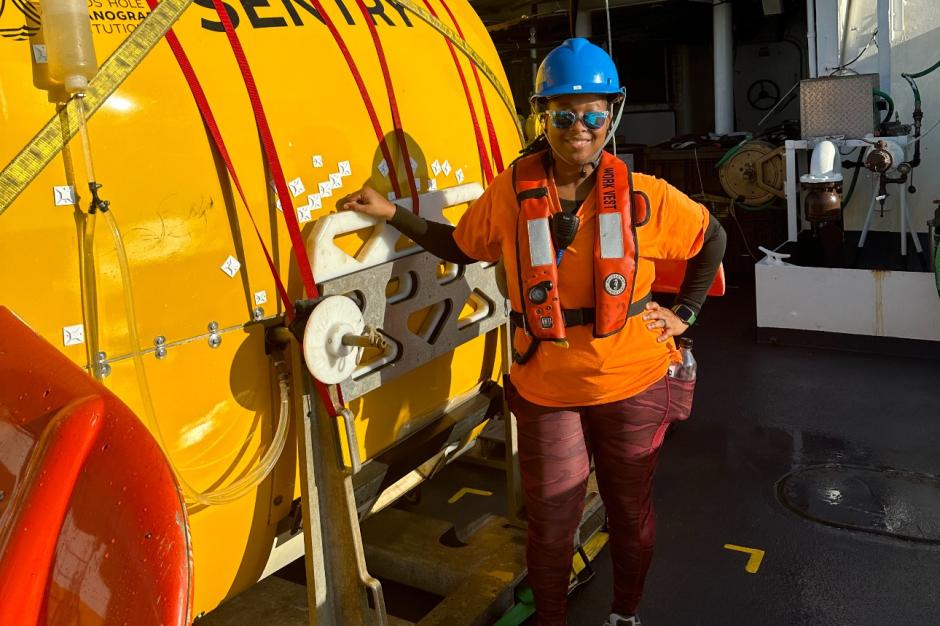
[453,161,710,407]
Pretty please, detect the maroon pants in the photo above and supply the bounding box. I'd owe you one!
[508,374,695,626]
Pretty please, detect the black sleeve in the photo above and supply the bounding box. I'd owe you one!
[388,205,478,265]
[676,213,727,315]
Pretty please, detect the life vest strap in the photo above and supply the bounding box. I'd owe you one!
[509,292,651,330]
[517,187,549,202]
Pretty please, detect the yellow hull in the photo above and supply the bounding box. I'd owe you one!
[0,0,519,615]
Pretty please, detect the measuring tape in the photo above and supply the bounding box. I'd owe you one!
[0,0,520,218]
[0,0,193,217]
[393,0,523,143]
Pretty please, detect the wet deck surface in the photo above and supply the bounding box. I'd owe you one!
[375,284,940,625]
[551,285,940,625]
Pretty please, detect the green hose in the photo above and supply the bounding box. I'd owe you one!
[842,148,865,207]
[493,586,536,626]
[736,200,778,212]
[902,74,922,108]
[873,88,894,124]
[715,134,753,170]
[908,57,940,79]
[902,58,940,108]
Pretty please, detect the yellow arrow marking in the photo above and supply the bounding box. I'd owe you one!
[448,487,493,504]
[723,544,765,574]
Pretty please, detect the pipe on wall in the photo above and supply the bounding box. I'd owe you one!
[806,0,818,77]
[877,0,891,94]
[713,0,734,134]
[575,10,591,37]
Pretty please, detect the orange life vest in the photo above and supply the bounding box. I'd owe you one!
[513,150,647,341]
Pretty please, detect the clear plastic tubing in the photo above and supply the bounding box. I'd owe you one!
[40,0,98,94]
[104,210,291,506]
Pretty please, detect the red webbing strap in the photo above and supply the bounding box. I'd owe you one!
[352,0,420,212]
[207,0,317,302]
[420,0,493,184]
[202,0,344,414]
[145,1,294,319]
[438,0,505,173]
[438,0,504,173]
[299,1,404,200]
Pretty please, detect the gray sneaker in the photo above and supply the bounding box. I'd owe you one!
[605,613,641,626]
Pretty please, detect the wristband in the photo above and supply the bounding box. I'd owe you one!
[671,303,697,326]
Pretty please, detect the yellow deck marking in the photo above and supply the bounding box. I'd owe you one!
[571,530,609,579]
[723,544,765,574]
[447,487,493,504]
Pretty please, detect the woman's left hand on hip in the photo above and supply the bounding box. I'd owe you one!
[642,301,689,343]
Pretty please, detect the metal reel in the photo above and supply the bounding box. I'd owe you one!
[719,140,786,206]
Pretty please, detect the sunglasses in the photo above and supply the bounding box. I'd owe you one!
[546,109,610,130]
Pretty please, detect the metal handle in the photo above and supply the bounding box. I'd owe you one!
[341,326,388,350]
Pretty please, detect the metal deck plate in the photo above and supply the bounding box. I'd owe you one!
[778,464,940,542]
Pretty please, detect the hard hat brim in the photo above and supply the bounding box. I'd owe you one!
[530,85,625,102]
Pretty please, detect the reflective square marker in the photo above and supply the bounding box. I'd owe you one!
[456,169,465,184]
[221,255,241,277]
[62,324,84,346]
[288,177,305,197]
[431,160,442,176]
[377,160,389,177]
[53,185,76,206]
[254,290,268,305]
[339,160,352,176]
[308,193,322,209]
[312,155,324,168]
[319,182,333,198]
[442,160,452,176]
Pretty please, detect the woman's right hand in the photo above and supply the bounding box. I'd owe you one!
[341,185,396,220]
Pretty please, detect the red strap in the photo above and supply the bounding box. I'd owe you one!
[421,0,494,184]
[438,0,505,173]
[145,5,294,319]
[173,0,343,414]
[301,1,404,200]
[351,0,420,212]
[206,0,346,412]
[205,0,317,303]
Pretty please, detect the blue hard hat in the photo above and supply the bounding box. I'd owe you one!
[531,38,622,101]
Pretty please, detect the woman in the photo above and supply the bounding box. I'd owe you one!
[343,38,726,626]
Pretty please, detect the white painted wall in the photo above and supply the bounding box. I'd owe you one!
[755,262,940,341]
[814,0,940,235]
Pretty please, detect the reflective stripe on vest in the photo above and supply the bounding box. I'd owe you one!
[513,150,638,340]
